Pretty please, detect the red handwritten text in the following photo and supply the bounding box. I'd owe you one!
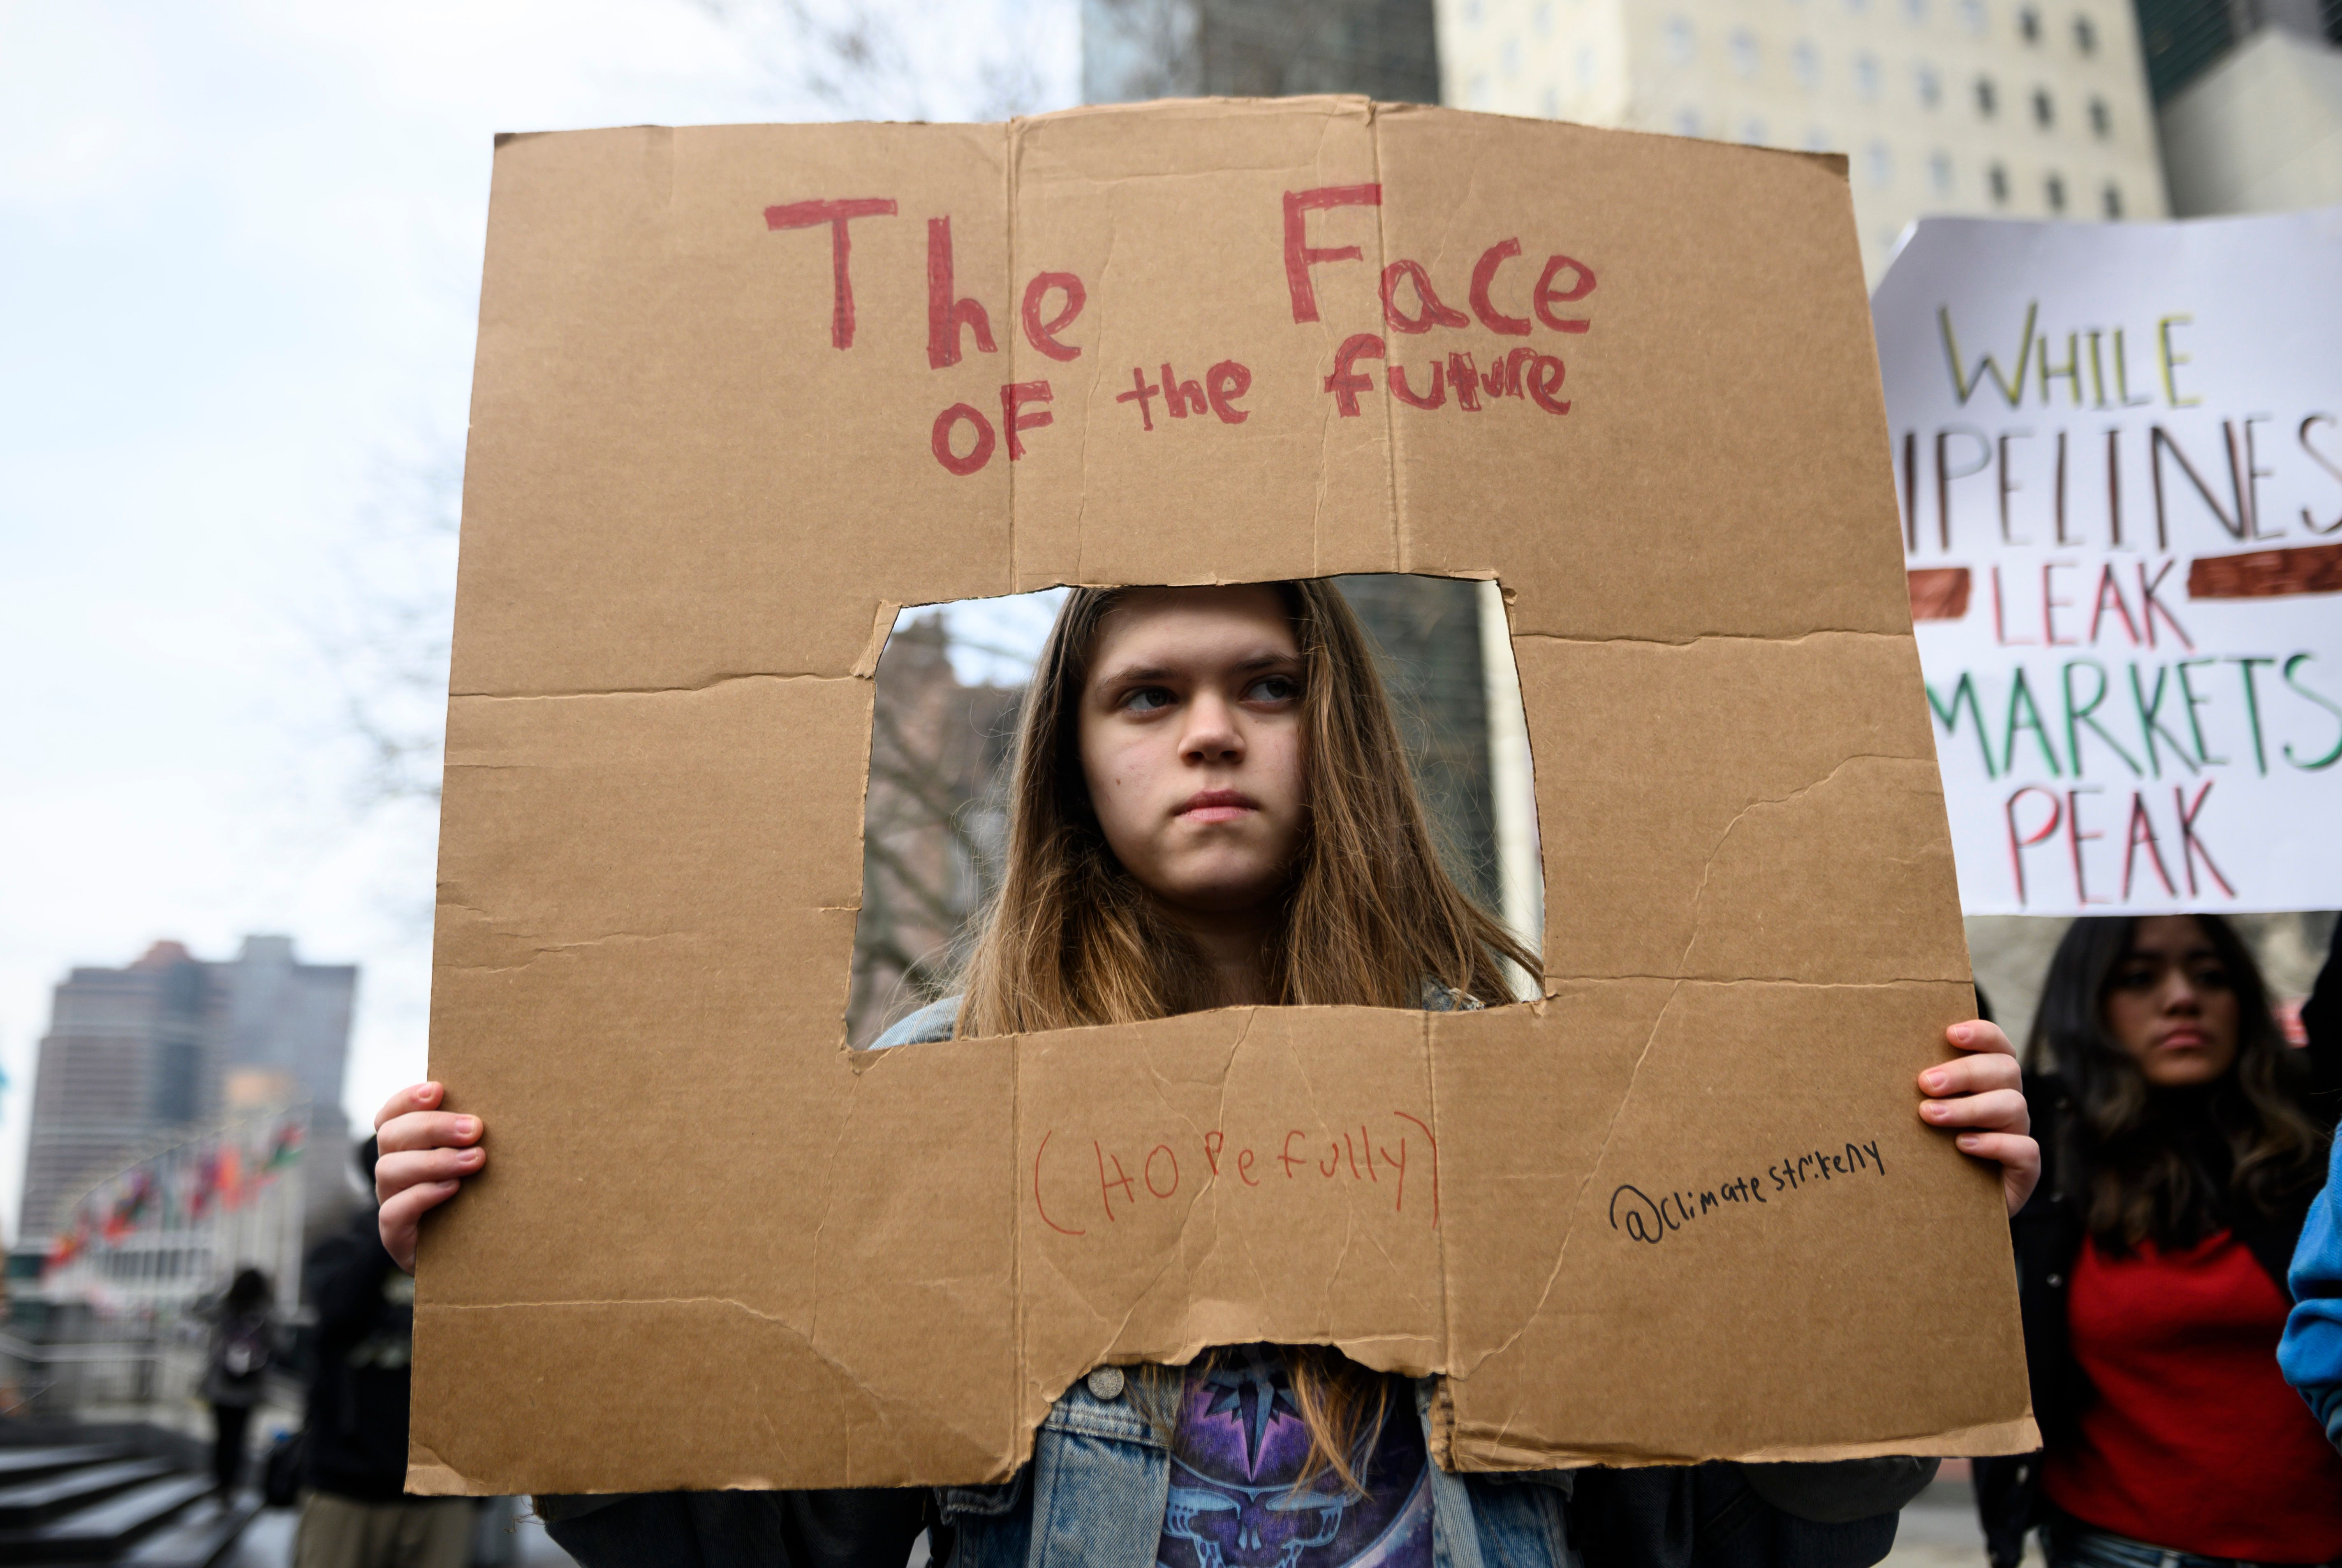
[1032,1110,1439,1236]
[762,185,1599,470]
[763,197,899,349]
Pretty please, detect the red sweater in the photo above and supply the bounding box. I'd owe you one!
[2043,1230,2342,1561]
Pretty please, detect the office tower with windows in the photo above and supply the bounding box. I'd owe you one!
[2149,0,2342,215]
[17,936,357,1249]
[1438,0,2168,277]
[1083,0,1443,102]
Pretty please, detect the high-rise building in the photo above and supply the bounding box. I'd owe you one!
[2149,0,2342,215]
[17,936,356,1248]
[1437,0,2169,277]
[2136,0,2339,102]
[1083,0,1442,102]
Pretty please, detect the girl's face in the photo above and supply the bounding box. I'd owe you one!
[1077,585,1308,919]
[2102,915,2242,1088]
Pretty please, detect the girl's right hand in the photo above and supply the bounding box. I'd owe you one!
[374,1082,485,1272]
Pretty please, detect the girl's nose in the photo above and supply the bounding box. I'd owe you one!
[2161,967,2203,1012]
[1180,695,1244,761]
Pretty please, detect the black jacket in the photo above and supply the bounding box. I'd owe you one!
[1973,921,2342,1566]
[1570,1459,1938,1568]
[542,1457,1939,1568]
[304,1206,424,1503]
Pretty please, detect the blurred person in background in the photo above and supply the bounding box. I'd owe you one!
[300,1136,475,1568]
[2281,918,2342,1451]
[201,1266,276,1503]
[1977,914,2342,1568]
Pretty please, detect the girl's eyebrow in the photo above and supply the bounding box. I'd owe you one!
[1094,662,1173,687]
[1092,649,1299,689]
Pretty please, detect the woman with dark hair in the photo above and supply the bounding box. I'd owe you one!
[1976,914,2342,1568]
[202,1266,276,1503]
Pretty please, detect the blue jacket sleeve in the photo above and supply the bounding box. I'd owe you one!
[868,995,962,1049]
[2282,1131,2342,1453]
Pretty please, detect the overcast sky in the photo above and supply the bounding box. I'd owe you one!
[0,0,1079,1235]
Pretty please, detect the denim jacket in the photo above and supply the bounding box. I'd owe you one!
[935,1371,1574,1568]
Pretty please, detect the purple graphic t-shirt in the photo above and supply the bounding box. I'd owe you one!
[1156,1346,1433,1568]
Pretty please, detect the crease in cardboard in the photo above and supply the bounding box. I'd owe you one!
[1678,752,1918,960]
[1449,1413,2043,1471]
[1416,1010,1455,1382]
[450,672,847,701]
[441,931,699,978]
[1003,118,1023,595]
[808,1045,869,1370]
[1452,980,1686,1382]
[1300,109,1344,579]
[1366,105,1404,577]
[1009,1023,1031,1464]
[1552,976,1966,988]
[644,125,674,214]
[1108,1037,1230,1345]
[423,1294,925,1479]
[1509,629,1906,649]
[1281,1034,1356,1343]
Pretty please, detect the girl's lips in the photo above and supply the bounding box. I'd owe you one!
[1176,789,1258,823]
[2158,1028,2208,1050]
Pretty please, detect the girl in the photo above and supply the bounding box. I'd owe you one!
[1976,915,2342,1568]
[379,581,2036,1568]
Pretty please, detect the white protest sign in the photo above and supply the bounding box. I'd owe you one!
[1873,210,2342,916]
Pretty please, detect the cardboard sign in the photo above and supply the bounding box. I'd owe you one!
[414,98,2035,1496]
[1875,210,2342,916]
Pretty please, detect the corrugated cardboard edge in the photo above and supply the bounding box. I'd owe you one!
[410,1406,2041,1495]
[1433,1411,2042,1472]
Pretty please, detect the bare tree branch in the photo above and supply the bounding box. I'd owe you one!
[313,441,461,810]
[691,0,1061,120]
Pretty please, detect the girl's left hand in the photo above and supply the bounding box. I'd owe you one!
[1918,1020,2039,1216]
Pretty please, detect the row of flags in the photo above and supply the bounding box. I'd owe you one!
[47,1120,304,1269]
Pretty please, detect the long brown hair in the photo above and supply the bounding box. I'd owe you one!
[956,578,1538,1492]
[2029,914,2326,1252]
[1126,1344,1397,1495]
[953,579,1539,1037]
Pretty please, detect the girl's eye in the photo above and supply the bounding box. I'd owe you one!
[1245,675,1300,704]
[2112,962,2160,990]
[1121,687,1174,713]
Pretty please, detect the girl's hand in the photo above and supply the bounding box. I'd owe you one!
[375,1082,485,1272]
[1917,1020,2039,1216]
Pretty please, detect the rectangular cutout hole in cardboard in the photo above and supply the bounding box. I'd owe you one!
[848,575,1544,1048]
